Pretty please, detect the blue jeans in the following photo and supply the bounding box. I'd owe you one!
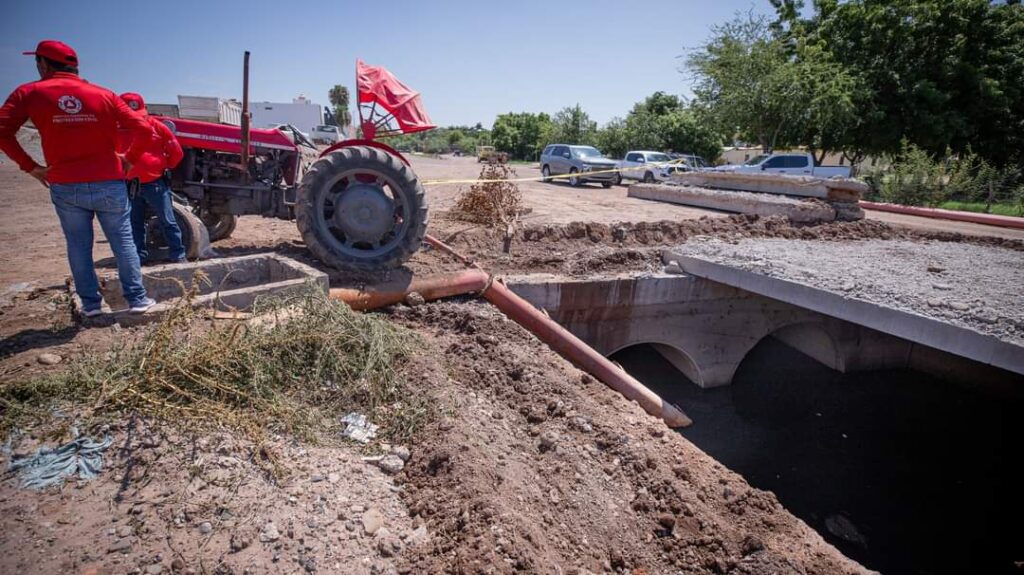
[129,179,186,262]
[50,180,148,310]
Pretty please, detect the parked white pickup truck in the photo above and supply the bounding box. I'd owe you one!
[714,152,850,178]
[618,150,699,183]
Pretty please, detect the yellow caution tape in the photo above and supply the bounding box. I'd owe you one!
[420,160,689,187]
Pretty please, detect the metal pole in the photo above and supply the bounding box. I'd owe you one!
[240,51,251,179]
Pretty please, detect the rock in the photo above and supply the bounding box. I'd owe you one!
[825,514,867,547]
[303,557,317,573]
[406,525,429,547]
[391,445,411,462]
[657,514,675,531]
[741,534,765,556]
[950,301,971,311]
[539,431,559,452]
[310,473,325,482]
[198,522,213,535]
[230,532,251,552]
[376,528,402,558]
[37,353,62,365]
[404,292,425,307]
[377,454,405,475]
[927,266,946,273]
[171,558,185,572]
[362,509,384,535]
[259,522,281,543]
[145,565,164,575]
[117,525,134,538]
[107,538,133,554]
[663,262,684,275]
[933,283,953,291]
[327,473,340,484]
[926,298,943,307]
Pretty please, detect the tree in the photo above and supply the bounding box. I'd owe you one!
[612,92,724,161]
[550,105,598,146]
[793,0,1024,166]
[328,85,352,129]
[492,112,553,160]
[685,9,859,161]
[686,12,803,152]
[596,117,629,158]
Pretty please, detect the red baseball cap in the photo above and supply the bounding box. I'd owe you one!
[23,40,78,66]
[120,92,147,114]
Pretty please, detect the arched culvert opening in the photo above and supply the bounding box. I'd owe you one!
[769,322,844,372]
[672,334,1024,575]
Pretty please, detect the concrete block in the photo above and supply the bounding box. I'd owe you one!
[628,183,837,224]
[71,253,328,326]
[670,171,868,201]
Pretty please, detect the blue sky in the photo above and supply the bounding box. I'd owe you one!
[1,0,771,127]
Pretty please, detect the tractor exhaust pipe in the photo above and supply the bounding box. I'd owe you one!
[240,51,251,178]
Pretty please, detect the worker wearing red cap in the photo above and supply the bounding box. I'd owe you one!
[0,40,157,315]
[117,92,187,264]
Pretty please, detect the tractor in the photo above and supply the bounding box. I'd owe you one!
[146,58,435,271]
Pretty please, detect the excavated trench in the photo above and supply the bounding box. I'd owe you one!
[611,338,1024,575]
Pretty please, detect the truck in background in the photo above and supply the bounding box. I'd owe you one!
[177,96,242,125]
[713,152,851,178]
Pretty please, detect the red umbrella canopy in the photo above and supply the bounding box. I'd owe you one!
[356,60,435,139]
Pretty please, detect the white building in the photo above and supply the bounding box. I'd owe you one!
[250,95,324,135]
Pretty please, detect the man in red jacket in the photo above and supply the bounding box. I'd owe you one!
[0,40,157,315]
[118,92,187,264]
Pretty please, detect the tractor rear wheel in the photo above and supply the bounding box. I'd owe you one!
[296,146,427,271]
[200,213,238,242]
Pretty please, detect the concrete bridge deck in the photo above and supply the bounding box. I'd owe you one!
[506,266,1023,390]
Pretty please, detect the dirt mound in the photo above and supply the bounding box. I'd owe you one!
[388,301,868,574]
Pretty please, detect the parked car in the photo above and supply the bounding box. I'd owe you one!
[540,144,620,187]
[272,124,314,147]
[713,152,851,178]
[618,151,674,183]
[310,124,341,145]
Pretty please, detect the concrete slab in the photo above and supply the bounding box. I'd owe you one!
[668,252,1024,377]
[672,171,868,202]
[628,183,837,224]
[71,253,328,326]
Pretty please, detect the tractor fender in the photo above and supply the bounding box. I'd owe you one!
[319,139,410,165]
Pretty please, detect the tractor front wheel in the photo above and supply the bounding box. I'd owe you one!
[295,146,427,271]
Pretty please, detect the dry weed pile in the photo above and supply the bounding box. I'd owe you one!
[0,284,430,446]
[452,161,524,229]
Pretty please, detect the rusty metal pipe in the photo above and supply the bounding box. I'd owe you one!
[329,269,489,311]
[481,279,692,428]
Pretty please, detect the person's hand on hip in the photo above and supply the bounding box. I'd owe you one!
[29,165,49,188]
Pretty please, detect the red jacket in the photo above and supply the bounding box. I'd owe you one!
[0,72,154,184]
[118,115,184,183]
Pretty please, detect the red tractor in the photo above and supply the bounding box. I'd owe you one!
[149,59,434,271]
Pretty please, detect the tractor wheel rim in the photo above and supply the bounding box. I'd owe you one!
[316,169,411,258]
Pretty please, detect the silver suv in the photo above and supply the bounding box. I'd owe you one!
[540,144,620,187]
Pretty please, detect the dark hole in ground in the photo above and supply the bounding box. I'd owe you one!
[611,339,1024,575]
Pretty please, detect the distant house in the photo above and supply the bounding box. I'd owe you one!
[250,95,324,135]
